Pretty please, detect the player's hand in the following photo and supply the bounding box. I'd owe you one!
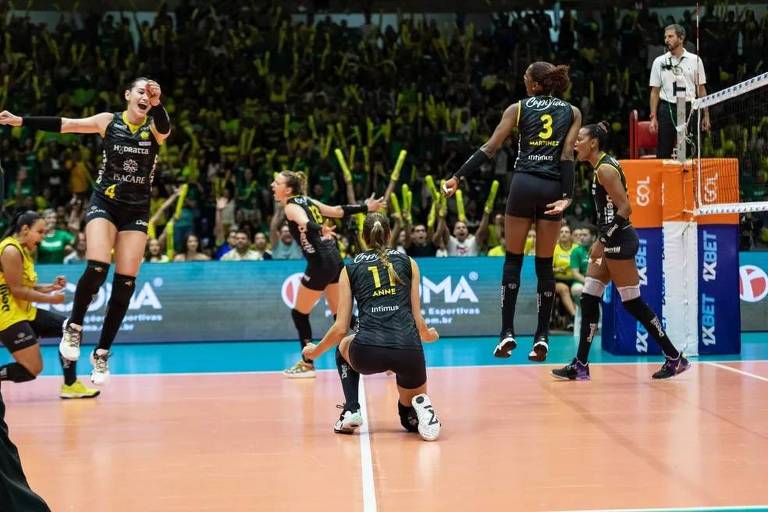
[365,193,386,213]
[48,291,66,305]
[545,198,571,216]
[302,342,317,360]
[146,80,162,107]
[52,276,67,290]
[648,117,658,134]
[420,326,439,343]
[321,223,337,239]
[216,196,229,210]
[0,110,22,127]
[701,115,711,132]
[442,177,459,198]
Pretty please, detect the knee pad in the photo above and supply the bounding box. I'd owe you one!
[503,252,523,285]
[584,277,607,298]
[0,362,37,382]
[291,309,312,343]
[398,401,419,432]
[617,284,641,302]
[534,257,554,281]
[108,274,135,311]
[78,260,110,295]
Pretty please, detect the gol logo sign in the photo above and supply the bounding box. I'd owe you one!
[739,265,768,303]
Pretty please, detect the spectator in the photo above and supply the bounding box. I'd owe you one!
[37,209,75,264]
[435,211,490,257]
[145,238,170,263]
[221,230,264,261]
[271,223,303,260]
[252,232,273,260]
[553,224,577,327]
[404,224,439,258]
[173,234,211,262]
[215,229,238,260]
[569,225,596,300]
[63,232,87,264]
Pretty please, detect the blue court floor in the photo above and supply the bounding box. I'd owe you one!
[34,332,768,377]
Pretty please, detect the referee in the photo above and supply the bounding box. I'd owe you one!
[649,24,710,158]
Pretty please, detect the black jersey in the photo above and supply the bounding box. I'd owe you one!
[591,152,629,232]
[95,112,159,210]
[286,196,339,261]
[514,96,574,179]
[347,250,421,350]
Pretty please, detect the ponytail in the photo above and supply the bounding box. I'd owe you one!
[281,170,307,196]
[3,210,42,238]
[529,61,571,97]
[363,212,403,285]
[584,120,610,149]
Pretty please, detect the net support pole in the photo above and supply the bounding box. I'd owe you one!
[675,77,687,162]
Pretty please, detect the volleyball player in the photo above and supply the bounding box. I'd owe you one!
[443,61,582,362]
[0,77,171,385]
[552,122,690,380]
[302,213,441,441]
[0,211,99,398]
[271,171,385,378]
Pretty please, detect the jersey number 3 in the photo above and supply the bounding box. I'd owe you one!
[538,114,553,139]
[104,184,117,199]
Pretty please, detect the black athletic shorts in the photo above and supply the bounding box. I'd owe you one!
[349,340,427,389]
[85,193,150,233]
[0,309,65,353]
[602,225,640,260]
[505,171,563,221]
[301,257,343,291]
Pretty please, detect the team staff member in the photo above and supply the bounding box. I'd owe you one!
[443,61,581,362]
[0,211,98,398]
[553,122,690,380]
[0,77,171,385]
[271,171,385,378]
[303,213,441,441]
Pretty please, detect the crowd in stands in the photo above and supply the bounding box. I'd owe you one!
[1,0,768,264]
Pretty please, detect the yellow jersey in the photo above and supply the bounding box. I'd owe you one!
[553,242,575,281]
[0,236,38,330]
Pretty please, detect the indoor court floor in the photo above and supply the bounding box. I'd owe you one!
[3,333,768,512]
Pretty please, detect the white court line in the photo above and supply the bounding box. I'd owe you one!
[357,376,377,512]
[30,358,768,379]
[706,362,768,382]
[555,505,768,512]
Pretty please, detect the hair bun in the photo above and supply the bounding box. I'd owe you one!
[597,121,610,133]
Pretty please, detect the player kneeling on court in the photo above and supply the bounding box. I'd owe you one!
[552,122,690,381]
[0,211,99,399]
[302,213,441,441]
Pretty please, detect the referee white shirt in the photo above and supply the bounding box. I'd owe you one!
[649,49,706,102]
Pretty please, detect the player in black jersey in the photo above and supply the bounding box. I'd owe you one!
[552,122,690,381]
[302,213,441,441]
[1,77,171,385]
[443,61,581,362]
[271,171,385,379]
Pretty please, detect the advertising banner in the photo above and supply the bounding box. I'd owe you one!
[601,228,664,355]
[33,257,544,344]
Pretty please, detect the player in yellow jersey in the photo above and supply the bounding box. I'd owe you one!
[0,211,99,399]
